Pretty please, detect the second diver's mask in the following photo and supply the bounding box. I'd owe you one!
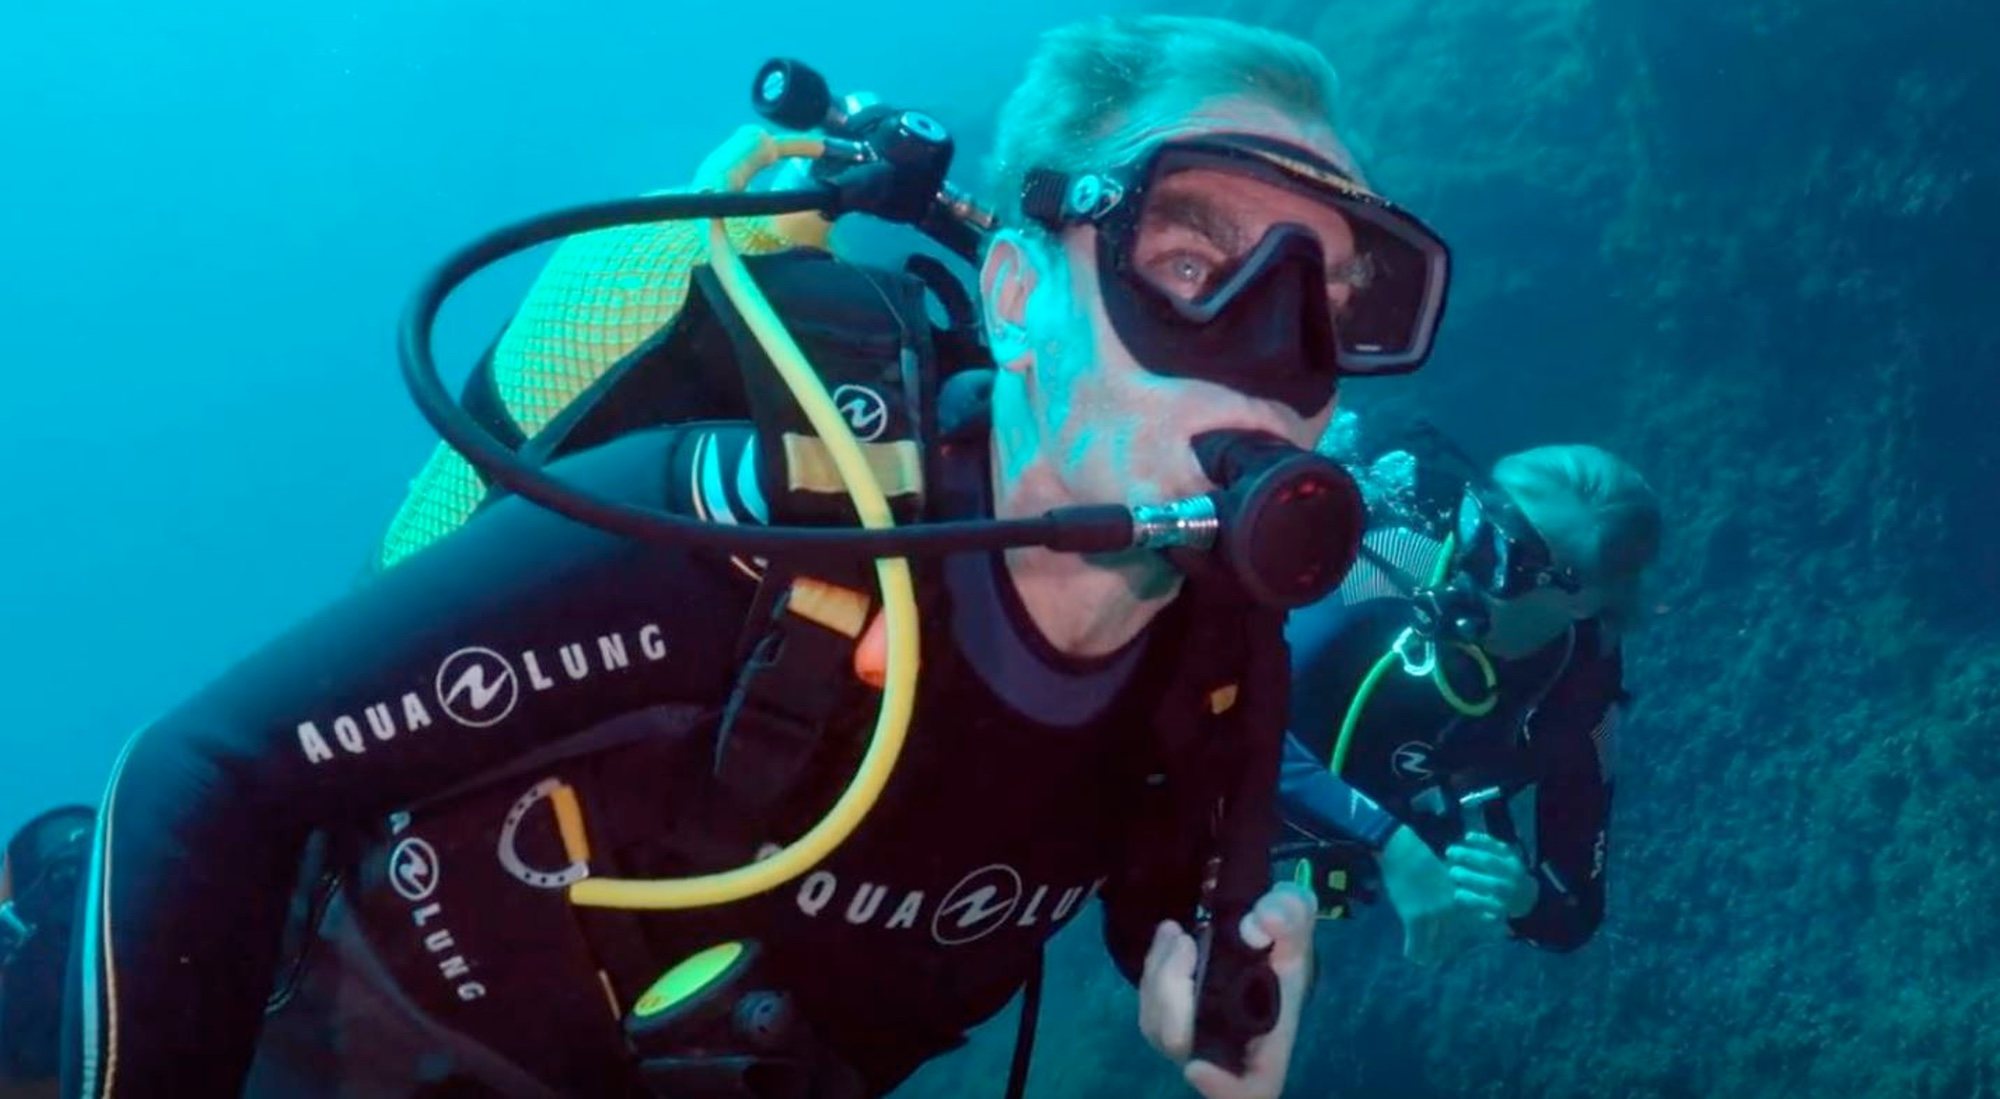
[1453,481,1584,600]
[1020,133,1453,417]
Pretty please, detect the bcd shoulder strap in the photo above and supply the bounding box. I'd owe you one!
[468,243,987,858]
[537,250,956,521]
[652,251,987,850]
[1104,592,1262,946]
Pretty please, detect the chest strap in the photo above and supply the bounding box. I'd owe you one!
[712,569,880,845]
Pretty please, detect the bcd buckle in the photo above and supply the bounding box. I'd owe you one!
[713,575,873,819]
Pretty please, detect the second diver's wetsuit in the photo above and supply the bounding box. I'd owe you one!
[63,424,1223,1098]
[1275,527,1620,950]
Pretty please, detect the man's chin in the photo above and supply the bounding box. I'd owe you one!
[1078,544,1185,593]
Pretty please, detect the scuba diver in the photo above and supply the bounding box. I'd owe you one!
[26,13,1463,1099]
[1275,437,1663,966]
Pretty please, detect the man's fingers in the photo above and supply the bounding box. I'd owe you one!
[1186,1059,1253,1099]
[1445,844,1517,876]
[1242,884,1315,963]
[1139,922,1198,1063]
[1144,922,1198,995]
[1452,887,1509,919]
[1162,934,1199,1059]
[1186,1057,1285,1099]
[1447,863,1514,896]
[1170,930,1199,981]
[1457,831,1511,855]
[1142,921,1178,986]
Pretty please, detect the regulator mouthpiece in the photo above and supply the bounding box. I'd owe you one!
[1411,579,1492,644]
[1165,430,1366,608]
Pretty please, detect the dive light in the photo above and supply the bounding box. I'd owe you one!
[1134,431,1365,608]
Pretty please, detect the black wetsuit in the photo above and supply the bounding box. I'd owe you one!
[62,424,1221,1098]
[1273,529,1619,949]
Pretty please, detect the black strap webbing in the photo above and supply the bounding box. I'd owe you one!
[712,570,874,833]
[1003,947,1044,1099]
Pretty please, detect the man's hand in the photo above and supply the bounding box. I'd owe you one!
[1138,884,1315,1099]
[1376,826,1507,966]
[1445,832,1540,921]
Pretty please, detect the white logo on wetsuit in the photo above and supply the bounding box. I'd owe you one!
[933,864,1023,945]
[436,647,519,728]
[293,622,672,765]
[388,837,441,902]
[831,384,890,442]
[792,864,1101,946]
[383,831,488,1003]
[1391,741,1435,780]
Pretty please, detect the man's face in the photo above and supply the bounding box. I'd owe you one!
[991,97,1361,510]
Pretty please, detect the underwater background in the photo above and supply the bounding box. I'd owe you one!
[4,0,1997,1096]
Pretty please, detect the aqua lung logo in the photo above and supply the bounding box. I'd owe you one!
[389,837,440,902]
[831,384,890,442]
[1064,173,1124,220]
[792,863,1101,947]
[1391,741,1434,780]
[436,647,519,728]
[933,864,1023,945]
[294,623,673,765]
[384,823,486,1003]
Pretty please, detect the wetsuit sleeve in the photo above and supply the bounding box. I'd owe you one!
[62,426,760,1099]
[1508,671,1619,953]
[1276,734,1400,851]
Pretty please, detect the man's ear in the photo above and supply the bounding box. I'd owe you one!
[979,229,1041,365]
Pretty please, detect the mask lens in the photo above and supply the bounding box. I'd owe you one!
[1336,217,1432,371]
[1456,492,1506,594]
[1458,485,1580,599]
[1126,159,1355,326]
[1118,142,1447,378]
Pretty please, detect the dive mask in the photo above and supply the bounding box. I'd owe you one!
[1021,133,1452,416]
[1454,482,1584,599]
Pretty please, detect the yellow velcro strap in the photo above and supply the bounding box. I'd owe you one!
[552,783,593,864]
[787,577,871,638]
[781,434,923,499]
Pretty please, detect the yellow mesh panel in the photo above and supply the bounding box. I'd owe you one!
[376,191,829,572]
